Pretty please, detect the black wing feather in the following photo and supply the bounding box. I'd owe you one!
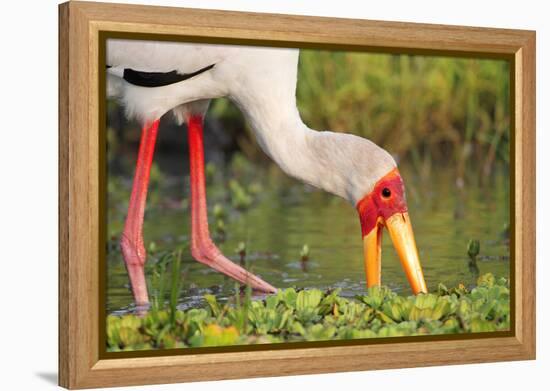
[118,63,215,88]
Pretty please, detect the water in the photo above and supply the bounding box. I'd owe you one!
[106,162,510,314]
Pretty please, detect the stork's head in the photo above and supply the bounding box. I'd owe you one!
[356,167,427,294]
[303,131,427,294]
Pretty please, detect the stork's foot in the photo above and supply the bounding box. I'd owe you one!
[120,235,150,308]
[191,239,277,293]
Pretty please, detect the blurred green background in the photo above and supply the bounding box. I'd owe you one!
[106,49,510,313]
[108,50,510,180]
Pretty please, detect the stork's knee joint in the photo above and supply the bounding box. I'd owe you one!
[120,234,146,266]
[191,244,206,262]
[191,240,219,262]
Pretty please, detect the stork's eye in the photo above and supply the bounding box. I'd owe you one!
[382,188,392,198]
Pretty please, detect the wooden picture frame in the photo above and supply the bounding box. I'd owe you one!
[58,1,536,388]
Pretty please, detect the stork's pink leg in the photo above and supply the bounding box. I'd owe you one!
[120,119,160,308]
[187,115,277,293]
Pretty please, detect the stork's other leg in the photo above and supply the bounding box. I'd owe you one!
[186,115,277,293]
[120,120,160,308]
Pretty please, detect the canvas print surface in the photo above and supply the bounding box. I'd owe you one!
[105,38,511,352]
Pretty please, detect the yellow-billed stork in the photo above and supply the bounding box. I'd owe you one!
[107,40,427,308]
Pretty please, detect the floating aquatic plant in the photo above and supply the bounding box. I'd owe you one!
[300,244,310,262]
[235,241,247,265]
[107,273,510,351]
[215,219,226,237]
[213,203,226,219]
[467,239,481,260]
[229,179,254,210]
[467,239,481,278]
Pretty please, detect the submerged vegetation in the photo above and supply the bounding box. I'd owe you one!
[107,272,510,351]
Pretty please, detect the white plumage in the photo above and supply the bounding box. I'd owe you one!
[107,39,396,204]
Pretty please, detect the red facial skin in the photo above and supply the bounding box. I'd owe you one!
[356,168,408,237]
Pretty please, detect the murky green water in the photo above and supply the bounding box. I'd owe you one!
[106,160,510,314]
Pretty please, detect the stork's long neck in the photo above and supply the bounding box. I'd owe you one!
[241,104,326,192]
[229,78,396,205]
[231,92,368,204]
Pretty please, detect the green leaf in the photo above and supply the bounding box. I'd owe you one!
[296,289,323,311]
[467,239,481,258]
[477,273,496,288]
[204,294,221,317]
[414,294,438,310]
[282,288,298,309]
[265,292,282,310]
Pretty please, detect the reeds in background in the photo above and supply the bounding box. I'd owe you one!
[295,51,510,182]
[108,49,510,184]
